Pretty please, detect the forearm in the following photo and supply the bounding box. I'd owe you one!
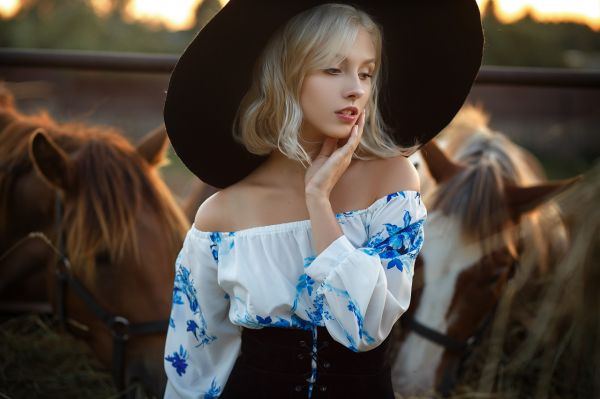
[306,195,344,255]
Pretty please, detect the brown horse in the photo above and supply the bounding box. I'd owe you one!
[392,106,579,396]
[0,93,65,306]
[0,88,188,396]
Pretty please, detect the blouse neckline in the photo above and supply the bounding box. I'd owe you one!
[191,190,420,238]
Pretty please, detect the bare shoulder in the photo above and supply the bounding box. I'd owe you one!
[193,189,230,232]
[194,183,250,232]
[367,155,420,198]
[193,182,262,232]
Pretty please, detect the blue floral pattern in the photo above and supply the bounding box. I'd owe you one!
[360,209,424,273]
[204,379,222,399]
[208,232,235,263]
[320,281,375,351]
[172,262,216,346]
[386,191,406,202]
[164,190,426,398]
[165,345,189,377]
[173,261,199,314]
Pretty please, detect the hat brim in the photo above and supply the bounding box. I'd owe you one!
[164,0,483,188]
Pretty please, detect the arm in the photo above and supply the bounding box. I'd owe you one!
[303,111,423,351]
[164,228,241,398]
[304,111,365,254]
[305,191,426,352]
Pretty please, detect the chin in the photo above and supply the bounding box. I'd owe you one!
[325,129,352,140]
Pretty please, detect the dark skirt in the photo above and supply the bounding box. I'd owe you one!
[220,326,395,399]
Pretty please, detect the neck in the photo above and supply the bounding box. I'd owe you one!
[262,150,306,190]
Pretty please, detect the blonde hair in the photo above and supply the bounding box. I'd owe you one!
[233,3,411,167]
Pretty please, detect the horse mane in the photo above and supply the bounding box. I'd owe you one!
[0,109,65,241]
[56,122,188,280]
[438,104,492,156]
[430,108,566,272]
[0,102,188,280]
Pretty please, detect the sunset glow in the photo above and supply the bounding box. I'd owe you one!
[123,0,204,30]
[0,0,18,18]
[0,0,599,31]
[476,0,600,30]
[121,0,229,30]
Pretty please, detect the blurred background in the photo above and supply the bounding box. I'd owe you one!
[0,0,599,199]
[1,2,599,398]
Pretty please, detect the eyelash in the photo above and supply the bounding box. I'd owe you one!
[324,68,373,80]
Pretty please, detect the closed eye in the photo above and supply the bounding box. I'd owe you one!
[324,68,341,75]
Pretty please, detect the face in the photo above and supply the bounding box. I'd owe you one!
[299,27,376,144]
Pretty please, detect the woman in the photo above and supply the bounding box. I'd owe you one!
[163,1,483,398]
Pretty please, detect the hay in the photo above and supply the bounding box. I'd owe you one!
[451,160,600,399]
[0,314,139,399]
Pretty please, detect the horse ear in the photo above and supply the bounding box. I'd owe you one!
[0,83,15,110]
[420,139,464,184]
[29,129,73,190]
[506,176,582,216]
[137,124,169,166]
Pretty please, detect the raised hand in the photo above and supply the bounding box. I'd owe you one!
[304,111,366,201]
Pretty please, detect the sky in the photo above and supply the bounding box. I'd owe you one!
[0,0,599,31]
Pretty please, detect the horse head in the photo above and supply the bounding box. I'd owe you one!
[393,108,579,396]
[0,94,188,396]
[0,110,64,304]
[26,123,188,396]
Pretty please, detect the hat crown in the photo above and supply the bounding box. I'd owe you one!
[164,0,483,188]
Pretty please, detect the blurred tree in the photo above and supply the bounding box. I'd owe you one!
[482,0,600,68]
[0,0,193,52]
[193,0,221,31]
[0,0,598,68]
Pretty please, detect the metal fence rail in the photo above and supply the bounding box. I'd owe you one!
[2,48,600,88]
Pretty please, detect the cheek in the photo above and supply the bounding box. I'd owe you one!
[302,81,325,105]
[363,86,373,106]
[300,86,327,119]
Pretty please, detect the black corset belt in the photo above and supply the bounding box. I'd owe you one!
[220,326,395,399]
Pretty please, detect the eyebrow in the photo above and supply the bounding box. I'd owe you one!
[337,57,377,66]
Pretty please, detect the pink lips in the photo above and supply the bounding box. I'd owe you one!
[335,106,359,123]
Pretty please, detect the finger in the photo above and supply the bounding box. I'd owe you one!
[335,125,360,158]
[357,110,366,137]
[351,115,364,145]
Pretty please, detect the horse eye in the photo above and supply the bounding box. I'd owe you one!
[95,250,112,265]
[488,273,500,284]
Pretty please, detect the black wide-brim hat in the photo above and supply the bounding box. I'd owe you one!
[164,0,484,189]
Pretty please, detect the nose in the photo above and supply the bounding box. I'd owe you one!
[344,75,366,101]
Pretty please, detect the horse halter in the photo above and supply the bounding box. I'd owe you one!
[400,305,497,396]
[3,191,169,392]
[400,256,519,397]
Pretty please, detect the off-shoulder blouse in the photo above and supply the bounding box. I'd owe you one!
[164,191,427,399]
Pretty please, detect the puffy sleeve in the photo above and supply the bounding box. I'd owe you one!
[305,191,426,352]
[164,228,241,398]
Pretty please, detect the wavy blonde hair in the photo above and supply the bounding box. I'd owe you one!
[233,3,411,167]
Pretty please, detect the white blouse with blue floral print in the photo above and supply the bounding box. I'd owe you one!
[164,190,426,399]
